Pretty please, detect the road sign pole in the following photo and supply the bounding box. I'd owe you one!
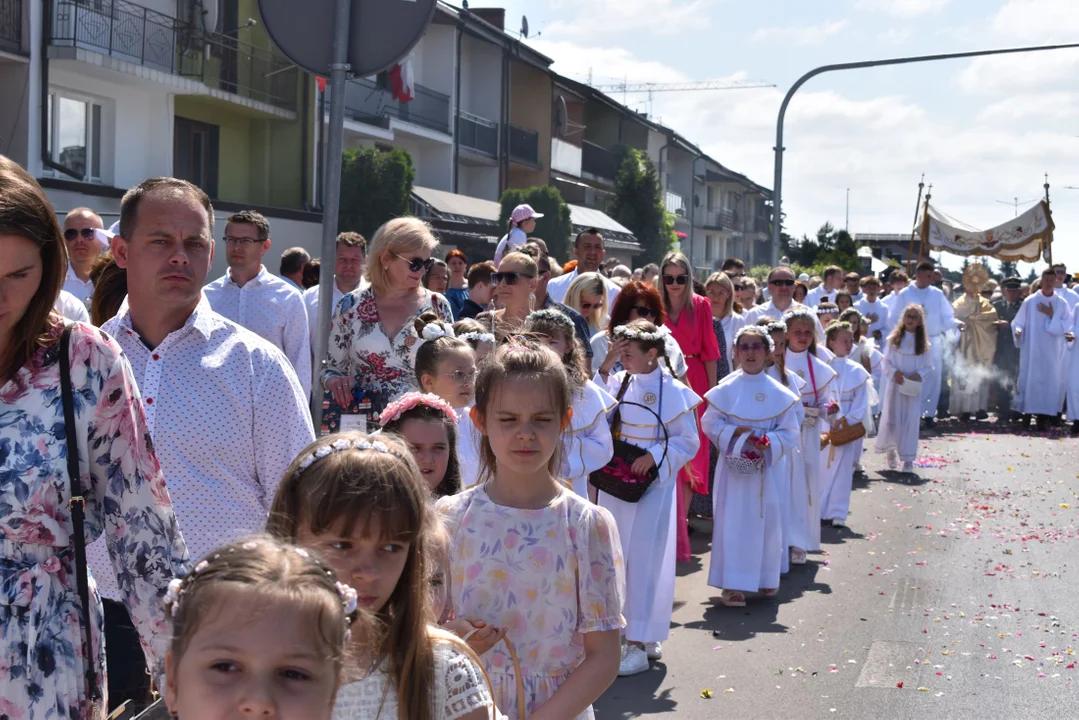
[310,0,354,426]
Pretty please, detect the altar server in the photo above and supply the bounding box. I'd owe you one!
[1013,268,1072,430]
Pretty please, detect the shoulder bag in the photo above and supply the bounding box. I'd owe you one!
[589,374,670,503]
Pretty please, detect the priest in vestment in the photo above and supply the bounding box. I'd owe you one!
[949,269,999,420]
[1013,268,1073,431]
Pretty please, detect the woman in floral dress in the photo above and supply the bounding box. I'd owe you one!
[323,218,453,416]
[0,156,188,719]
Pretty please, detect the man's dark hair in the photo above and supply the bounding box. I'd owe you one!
[916,260,936,273]
[721,257,744,272]
[301,259,320,289]
[890,270,909,283]
[337,231,366,252]
[120,177,214,239]
[225,209,270,241]
[467,260,496,289]
[844,271,861,282]
[574,228,603,246]
[280,247,311,276]
[823,265,843,280]
[1053,263,1067,272]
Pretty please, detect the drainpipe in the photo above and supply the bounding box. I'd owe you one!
[316,83,326,208]
[300,73,309,209]
[452,23,462,192]
[39,1,80,180]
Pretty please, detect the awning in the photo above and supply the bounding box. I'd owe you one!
[568,203,634,242]
[411,186,501,225]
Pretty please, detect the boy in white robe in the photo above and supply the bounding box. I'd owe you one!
[703,326,800,607]
[783,308,838,564]
[595,320,701,676]
[819,322,870,527]
[1064,311,1079,435]
[1013,269,1072,431]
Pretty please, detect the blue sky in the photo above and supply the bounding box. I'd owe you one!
[488,0,1079,273]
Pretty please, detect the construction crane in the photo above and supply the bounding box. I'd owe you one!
[588,79,775,116]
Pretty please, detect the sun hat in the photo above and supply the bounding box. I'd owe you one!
[511,204,544,224]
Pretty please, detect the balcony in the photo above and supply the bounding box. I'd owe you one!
[507,124,539,166]
[665,190,686,215]
[459,111,498,158]
[48,0,297,111]
[581,141,618,182]
[0,0,22,54]
[343,77,450,136]
[699,207,734,230]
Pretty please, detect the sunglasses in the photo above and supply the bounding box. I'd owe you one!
[663,274,688,286]
[736,342,767,353]
[630,305,654,318]
[392,252,435,273]
[491,271,534,286]
[769,278,795,287]
[64,228,97,242]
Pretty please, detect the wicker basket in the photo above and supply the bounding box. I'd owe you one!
[724,433,766,474]
[828,417,866,447]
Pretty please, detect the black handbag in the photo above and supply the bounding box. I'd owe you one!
[589,374,670,503]
[59,325,102,705]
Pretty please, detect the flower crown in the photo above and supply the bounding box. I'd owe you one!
[379,392,457,427]
[782,307,817,325]
[295,437,408,478]
[162,541,361,643]
[815,305,839,316]
[734,326,775,352]
[764,320,787,334]
[525,308,575,332]
[613,324,665,343]
[458,331,495,345]
[420,322,456,342]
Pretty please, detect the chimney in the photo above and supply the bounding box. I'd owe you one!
[471,8,505,31]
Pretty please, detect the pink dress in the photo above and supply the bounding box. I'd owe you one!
[436,486,626,720]
[667,295,722,561]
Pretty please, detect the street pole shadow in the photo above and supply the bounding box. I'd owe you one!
[820,524,866,545]
[594,663,677,718]
[874,469,932,487]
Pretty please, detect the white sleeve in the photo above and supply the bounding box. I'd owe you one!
[763,403,801,463]
[653,405,701,481]
[843,379,869,425]
[564,413,614,480]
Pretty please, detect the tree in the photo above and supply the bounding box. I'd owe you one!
[338,146,415,238]
[498,185,573,262]
[609,149,676,265]
[998,259,1018,279]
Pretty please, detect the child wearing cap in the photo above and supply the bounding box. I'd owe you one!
[494,204,543,267]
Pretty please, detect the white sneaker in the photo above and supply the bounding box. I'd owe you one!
[618,644,650,676]
[645,642,663,660]
[902,461,914,472]
[887,450,898,470]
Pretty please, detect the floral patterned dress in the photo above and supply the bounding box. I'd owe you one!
[0,322,188,719]
[436,486,625,720]
[322,287,453,414]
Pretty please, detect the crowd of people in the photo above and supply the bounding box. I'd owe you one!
[3,153,1078,719]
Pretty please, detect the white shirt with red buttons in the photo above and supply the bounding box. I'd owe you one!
[88,294,315,600]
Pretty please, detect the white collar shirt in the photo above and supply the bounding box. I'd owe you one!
[63,264,95,305]
[890,284,955,337]
[53,288,90,324]
[204,265,311,398]
[88,295,315,600]
[546,268,621,308]
[854,297,888,337]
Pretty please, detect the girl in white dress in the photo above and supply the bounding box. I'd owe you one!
[840,308,881,471]
[595,320,701,677]
[875,305,933,472]
[267,433,497,720]
[782,308,839,564]
[702,326,800,607]
[819,322,870,528]
[524,309,616,500]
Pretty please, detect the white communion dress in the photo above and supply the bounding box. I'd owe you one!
[564,380,617,499]
[818,356,870,524]
[767,364,806,574]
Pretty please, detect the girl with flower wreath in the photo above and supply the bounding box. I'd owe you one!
[380,392,462,498]
[702,326,800,608]
[594,319,701,677]
[819,322,870,528]
[523,309,616,501]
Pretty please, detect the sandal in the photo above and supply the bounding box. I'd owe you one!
[719,590,746,607]
[761,587,778,598]
[790,548,807,565]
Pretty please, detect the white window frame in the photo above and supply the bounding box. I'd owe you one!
[45,88,105,183]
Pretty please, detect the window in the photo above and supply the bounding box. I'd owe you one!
[46,91,103,181]
[174,116,219,199]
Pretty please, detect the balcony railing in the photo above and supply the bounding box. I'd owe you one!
[459,111,498,157]
[665,191,686,215]
[507,124,539,166]
[0,0,22,53]
[581,141,618,181]
[699,207,734,230]
[49,0,297,111]
[343,77,451,135]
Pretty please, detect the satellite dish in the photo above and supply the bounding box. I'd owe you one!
[521,15,529,38]
[555,95,568,137]
[200,0,219,33]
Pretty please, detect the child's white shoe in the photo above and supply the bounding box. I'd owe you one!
[618,644,650,676]
[902,461,914,473]
[887,450,898,470]
[645,642,663,660]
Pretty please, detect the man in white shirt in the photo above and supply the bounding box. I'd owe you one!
[854,275,888,344]
[842,272,864,304]
[61,207,105,306]
[1051,264,1079,308]
[53,288,90,323]
[805,265,844,307]
[744,266,825,340]
[305,231,366,374]
[889,260,958,427]
[546,228,620,308]
[880,270,909,317]
[204,210,311,397]
[88,177,315,705]
[1014,267,1072,430]
[279,246,311,291]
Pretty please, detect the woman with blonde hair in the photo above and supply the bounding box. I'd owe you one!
[324,217,453,415]
[704,271,744,365]
[564,271,610,336]
[476,251,539,335]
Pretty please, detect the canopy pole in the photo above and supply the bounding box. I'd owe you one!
[1044,173,1053,266]
[917,185,932,265]
[906,174,925,275]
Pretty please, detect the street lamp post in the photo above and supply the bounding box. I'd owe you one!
[771,41,1079,268]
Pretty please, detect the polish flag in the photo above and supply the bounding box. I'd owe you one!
[390,56,414,103]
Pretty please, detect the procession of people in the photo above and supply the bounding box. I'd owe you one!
[3,153,1078,719]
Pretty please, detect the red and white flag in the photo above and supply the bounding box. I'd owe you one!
[390,55,414,103]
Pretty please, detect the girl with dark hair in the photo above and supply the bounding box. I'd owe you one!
[380,392,463,498]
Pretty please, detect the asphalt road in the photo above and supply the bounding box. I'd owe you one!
[595,419,1079,719]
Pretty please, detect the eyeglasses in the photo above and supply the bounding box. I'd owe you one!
[223,236,264,245]
[630,305,654,318]
[579,301,601,312]
[64,228,97,242]
[441,369,477,383]
[769,278,795,287]
[736,342,767,353]
[491,271,534,286]
[663,274,688,286]
[392,252,435,273]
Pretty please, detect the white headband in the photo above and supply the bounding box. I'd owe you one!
[420,322,456,343]
[734,326,775,352]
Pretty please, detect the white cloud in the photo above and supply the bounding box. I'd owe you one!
[991,0,1079,42]
[853,0,951,18]
[955,50,1079,95]
[751,20,849,46]
[542,0,715,38]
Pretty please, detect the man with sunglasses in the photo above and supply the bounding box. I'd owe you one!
[744,266,825,342]
[62,207,106,306]
[518,243,594,369]
[546,228,621,308]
